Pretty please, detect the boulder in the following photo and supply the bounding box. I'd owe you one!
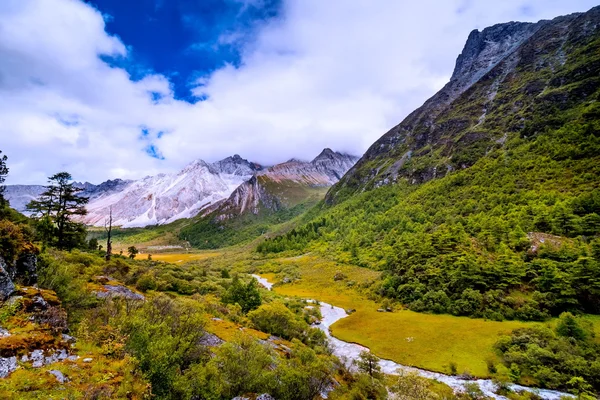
[198,333,223,347]
[14,253,38,285]
[30,349,45,368]
[96,285,145,301]
[30,295,49,311]
[48,369,68,383]
[0,356,17,378]
[0,257,15,301]
[257,395,275,400]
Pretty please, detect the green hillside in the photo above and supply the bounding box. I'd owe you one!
[258,9,600,321]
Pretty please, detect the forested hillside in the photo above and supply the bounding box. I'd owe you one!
[258,7,600,321]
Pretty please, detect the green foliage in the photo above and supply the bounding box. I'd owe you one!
[36,251,98,322]
[248,302,305,340]
[222,275,262,313]
[389,372,440,400]
[176,334,335,400]
[355,351,382,380]
[258,115,600,321]
[87,237,99,251]
[26,172,89,250]
[555,312,589,341]
[495,314,600,394]
[0,219,35,263]
[136,273,157,292]
[116,295,208,398]
[127,246,139,259]
[330,372,387,400]
[180,190,326,249]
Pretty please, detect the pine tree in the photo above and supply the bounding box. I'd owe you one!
[26,172,89,250]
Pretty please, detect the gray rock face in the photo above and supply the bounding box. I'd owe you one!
[0,257,15,301]
[256,395,275,400]
[210,154,263,176]
[311,148,361,183]
[48,369,68,383]
[2,184,45,212]
[5,155,262,228]
[96,285,145,301]
[26,349,73,368]
[452,22,541,92]
[198,333,224,347]
[0,357,17,378]
[14,253,37,286]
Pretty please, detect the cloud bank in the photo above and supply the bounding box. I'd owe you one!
[1,0,597,184]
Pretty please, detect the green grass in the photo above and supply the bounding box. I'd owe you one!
[253,255,600,377]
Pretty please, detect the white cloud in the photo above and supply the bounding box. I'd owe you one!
[0,0,597,184]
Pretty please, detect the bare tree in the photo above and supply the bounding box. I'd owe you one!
[105,206,112,261]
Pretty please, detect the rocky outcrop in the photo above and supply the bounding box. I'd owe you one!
[95,285,145,301]
[0,356,16,378]
[211,154,263,176]
[327,6,600,203]
[14,253,37,286]
[0,257,15,301]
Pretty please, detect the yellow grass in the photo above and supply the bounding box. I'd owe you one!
[207,317,270,342]
[148,252,221,264]
[254,256,547,377]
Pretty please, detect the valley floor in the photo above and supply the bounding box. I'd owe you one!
[98,239,600,382]
[247,254,600,379]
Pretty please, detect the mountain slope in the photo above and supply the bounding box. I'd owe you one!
[258,6,600,325]
[208,149,358,219]
[179,149,359,248]
[327,9,598,203]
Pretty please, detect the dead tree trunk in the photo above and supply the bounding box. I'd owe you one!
[105,207,113,261]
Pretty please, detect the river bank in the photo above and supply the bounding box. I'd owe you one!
[251,274,571,400]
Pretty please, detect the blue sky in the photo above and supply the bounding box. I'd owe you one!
[1,0,599,184]
[88,0,281,101]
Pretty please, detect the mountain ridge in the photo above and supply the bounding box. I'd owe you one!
[326,8,595,203]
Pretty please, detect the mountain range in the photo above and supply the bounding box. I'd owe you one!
[4,150,358,228]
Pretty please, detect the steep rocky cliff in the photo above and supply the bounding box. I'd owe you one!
[327,7,600,203]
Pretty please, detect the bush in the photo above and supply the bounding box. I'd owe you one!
[136,273,157,292]
[248,302,305,340]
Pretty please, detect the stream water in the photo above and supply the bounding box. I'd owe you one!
[250,274,571,400]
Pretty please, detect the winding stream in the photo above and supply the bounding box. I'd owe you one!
[251,274,571,400]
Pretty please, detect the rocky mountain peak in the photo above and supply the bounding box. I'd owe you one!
[180,159,211,174]
[311,148,356,164]
[450,21,543,95]
[211,154,263,176]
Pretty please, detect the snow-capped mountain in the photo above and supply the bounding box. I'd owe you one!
[5,155,263,228]
[203,149,360,218]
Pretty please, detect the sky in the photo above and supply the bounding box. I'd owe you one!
[0,0,598,184]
